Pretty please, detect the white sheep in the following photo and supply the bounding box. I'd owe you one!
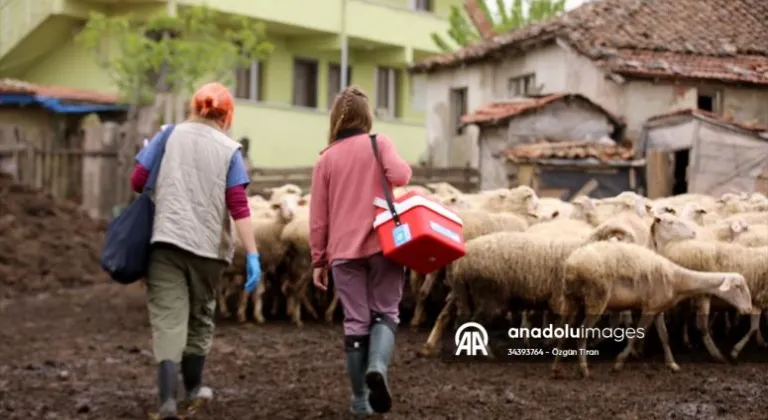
[732,223,768,247]
[439,186,542,222]
[393,185,433,198]
[425,182,463,197]
[419,232,583,357]
[554,239,751,378]
[653,213,768,361]
[265,183,302,203]
[525,218,595,240]
[420,227,637,357]
[222,193,306,324]
[724,211,768,226]
[279,210,326,327]
[410,209,529,328]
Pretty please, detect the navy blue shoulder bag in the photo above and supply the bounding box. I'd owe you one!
[100,125,175,284]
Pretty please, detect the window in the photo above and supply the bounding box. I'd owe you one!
[234,60,263,101]
[410,0,432,11]
[375,67,400,118]
[449,87,468,135]
[292,58,319,108]
[508,74,536,97]
[697,88,723,114]
[327,63,352,109]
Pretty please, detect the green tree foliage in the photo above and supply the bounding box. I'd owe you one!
[75,5,272,103]
[432,0,567,52]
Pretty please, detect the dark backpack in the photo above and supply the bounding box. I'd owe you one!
[99,125,175,284]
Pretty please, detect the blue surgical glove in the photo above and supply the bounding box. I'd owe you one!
[244,252,262,293]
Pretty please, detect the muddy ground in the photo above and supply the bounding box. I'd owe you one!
[0,174,108,299]
[1,283,767,420]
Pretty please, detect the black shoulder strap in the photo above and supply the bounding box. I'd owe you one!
[370,134,401,226]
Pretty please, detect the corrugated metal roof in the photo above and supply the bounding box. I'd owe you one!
[460,93,624,128]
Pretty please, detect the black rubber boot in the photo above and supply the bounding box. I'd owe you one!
[345,335,373,416]
[181,354,213,403]
[365,313,397,413]
[157,360,179,419]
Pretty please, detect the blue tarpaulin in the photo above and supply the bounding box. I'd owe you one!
[0,93,127,114]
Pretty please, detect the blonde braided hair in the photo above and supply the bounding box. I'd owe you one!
[327,86,372,145]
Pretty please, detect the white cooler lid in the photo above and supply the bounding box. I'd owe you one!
[372,194,463,228]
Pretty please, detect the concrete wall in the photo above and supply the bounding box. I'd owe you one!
[21,34,427,166]
[425,41,624,167]
[722,87,768,124]
[423,40,768,169]
[4,0,464,167]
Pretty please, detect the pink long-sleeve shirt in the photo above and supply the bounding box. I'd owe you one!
[309,132,412,268]
[130,164,250,219]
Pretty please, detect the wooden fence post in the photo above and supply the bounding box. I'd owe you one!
[80,114,104,219]
[0,125,20,180]
[102,122,123,218]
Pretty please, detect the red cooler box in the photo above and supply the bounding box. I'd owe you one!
[373,191,466,274]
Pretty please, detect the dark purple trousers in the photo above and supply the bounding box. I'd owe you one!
[331,252,405,335]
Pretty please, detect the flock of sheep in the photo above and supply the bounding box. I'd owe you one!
[219,181,768,378]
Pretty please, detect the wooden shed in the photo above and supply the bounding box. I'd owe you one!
[641,109,768,197]
[504,141,645,199]
[460,93,625,190]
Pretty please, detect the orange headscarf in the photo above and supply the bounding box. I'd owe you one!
[190,82,234,130]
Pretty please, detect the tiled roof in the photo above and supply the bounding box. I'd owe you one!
[596,50,768,85]
[460,93,623,127]
[645,108,768,134]
[0,78,119,104]
[410,0,768,84]
[504,140,636,162]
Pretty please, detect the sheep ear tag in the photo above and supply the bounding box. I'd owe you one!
[392,224,412,247]
[719,277,732,292]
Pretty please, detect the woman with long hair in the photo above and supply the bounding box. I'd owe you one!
[309,86,412,416]
[130,82,261,419]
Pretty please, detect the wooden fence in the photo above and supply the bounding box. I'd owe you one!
[0,120,136,220]
[247,165,481,195]
[1,120,482,219]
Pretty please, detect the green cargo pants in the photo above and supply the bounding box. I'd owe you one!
[146,243,227,363]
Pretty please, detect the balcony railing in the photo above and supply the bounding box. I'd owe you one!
[0,0,56,58]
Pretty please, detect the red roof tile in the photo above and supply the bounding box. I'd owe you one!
[410,0,768,85]
[461,93,623,127]
[596,50,768,85]
[0,78,119,104]
[645,108,768,133]
[504,140,636,162]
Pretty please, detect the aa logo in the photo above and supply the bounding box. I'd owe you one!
[454,322,489,356]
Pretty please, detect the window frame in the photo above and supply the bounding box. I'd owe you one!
[233,60,263,101]
[375,66,400,119]
[292,57,320,108]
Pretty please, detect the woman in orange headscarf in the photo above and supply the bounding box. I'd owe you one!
[130,82,261,418]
